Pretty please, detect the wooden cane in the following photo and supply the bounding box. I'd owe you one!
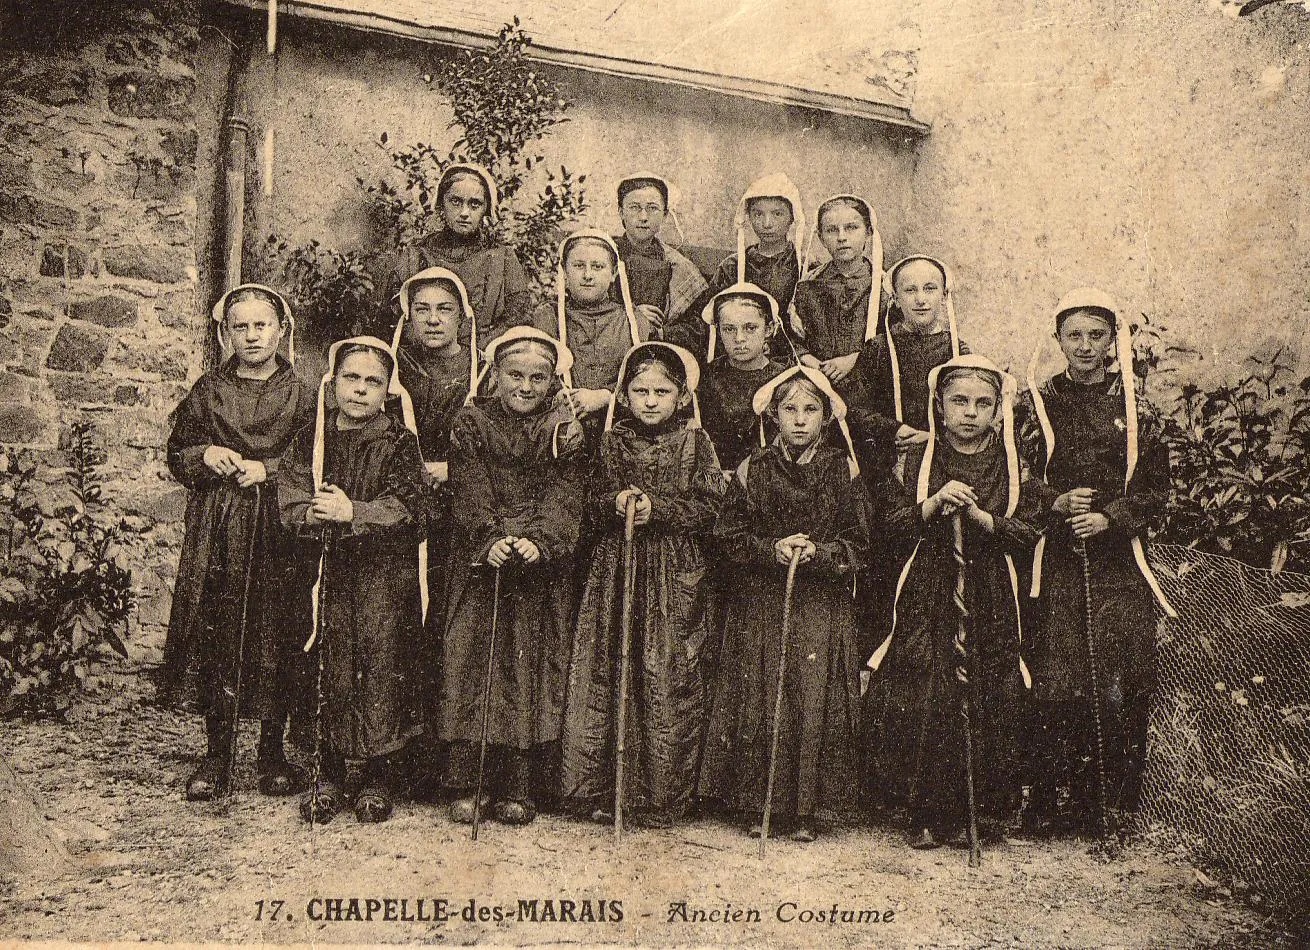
[952,513,982,868]
[760,546,803,858]
[222,483,261,797]
[472,564,504,841]
[307,525,333,827]
[614,495,638,843]
[1078,539,1114,840]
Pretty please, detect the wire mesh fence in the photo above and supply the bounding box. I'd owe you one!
[1143,544,1310,925]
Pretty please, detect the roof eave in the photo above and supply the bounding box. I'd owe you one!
[219,0,930,133]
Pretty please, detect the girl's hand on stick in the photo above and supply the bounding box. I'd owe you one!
[511,537,541,563]
[310,484,354,523]
[774,533,814,566]
[424,461,449,485]
[1054,487,1096,516]
[616,486,652,526]
[233,459,267,488]
[203,445,244,477]
[925,480,977,520]
[486,536,519,567]
[1070,512,1110,539]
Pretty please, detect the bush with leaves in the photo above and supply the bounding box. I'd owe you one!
[1132,319,1310,572]
[0,423,132,718]
[259,236,378,340]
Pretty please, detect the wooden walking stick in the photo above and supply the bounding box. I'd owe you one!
[222,484,261,797]
[760,546,803,858]
[1077,539,1114,841]
[305,524,334,827]
[951,513,983,868]
[614,494,638,843]
[472,562,505,841]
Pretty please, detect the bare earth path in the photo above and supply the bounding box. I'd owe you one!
[0,670,1270,948]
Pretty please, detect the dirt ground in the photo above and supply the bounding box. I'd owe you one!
[0,662,1279,949]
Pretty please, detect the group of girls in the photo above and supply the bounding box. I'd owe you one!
[160,164,1173,851]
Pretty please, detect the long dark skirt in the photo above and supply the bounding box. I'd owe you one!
[161,483,299,720]
[698,568,861,821]
[560,529,713,817]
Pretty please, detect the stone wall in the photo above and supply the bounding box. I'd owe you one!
[0,4,204,644]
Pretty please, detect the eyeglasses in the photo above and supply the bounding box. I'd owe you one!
[622,203,665,216]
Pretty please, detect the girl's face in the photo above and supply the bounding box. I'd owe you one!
[625,364,683,426]
[819,204,869,265]
[441,174,489,237]
[619,186,667,245]
[225,298,283,368]
[407,283,461,351]
[747,197,794,246]
[940,375,998,447]
[496,349,555,415]
[334,351,390,424]
[774,380,827,452]
[894,260,947,330]
[717,300,769,368]
[1057,311,1114,377]
[564,241,616,305]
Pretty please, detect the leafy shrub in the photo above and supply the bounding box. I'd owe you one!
[1140,328,1310,571]
[259,237,378,339]
[0,423,132,718]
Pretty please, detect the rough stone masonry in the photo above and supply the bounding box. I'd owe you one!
[1,3,206,649]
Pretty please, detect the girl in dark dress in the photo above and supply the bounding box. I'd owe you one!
[699,366,873,842]
[388,163,531,349]
[847,256,966,768]
[865,355,1047,849]
[684,174,806,361]
[162,284,314,801]
[1019,288,1176,835]
[697,283,789,475]
[390,266,480,788]
[561,343,725,826]
[791,194,885,396]
[612,174,708,340]
[438,327,585,826]
[280,337,427,823]
[848,255,965,479]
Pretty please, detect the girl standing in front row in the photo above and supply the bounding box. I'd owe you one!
[1019,289,1174,836]
[699,366,873,843]
[438,327,585,827]
[280,337,427,824]
[865,356,1047,849]
[163,285,314,801]
[561,342,725,827]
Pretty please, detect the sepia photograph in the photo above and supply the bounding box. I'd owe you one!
[1,0,1308,946]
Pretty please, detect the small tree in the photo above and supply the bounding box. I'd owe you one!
[267,20,588,338]
[361,18,589,297]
